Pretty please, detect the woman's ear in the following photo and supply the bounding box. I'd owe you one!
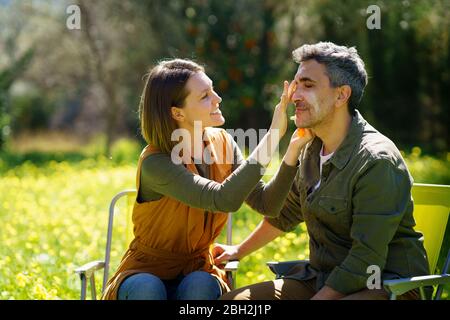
[171,106,184,122]
[336,85,352,108]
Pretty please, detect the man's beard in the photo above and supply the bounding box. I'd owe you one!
[296,99,333,129]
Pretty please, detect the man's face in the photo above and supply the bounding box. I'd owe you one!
[291,59,338,128]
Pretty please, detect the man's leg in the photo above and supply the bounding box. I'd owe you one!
[339,288,389,300]
[339,287,420,300]
[220,278,316,300]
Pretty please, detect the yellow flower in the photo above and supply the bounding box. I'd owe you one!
[32,283,48,299]
[285,232,296,240]
[16,273,29,288]
[257,274,266,281]
[412,146,421,157]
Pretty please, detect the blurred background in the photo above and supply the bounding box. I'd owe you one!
[0,0,449,300]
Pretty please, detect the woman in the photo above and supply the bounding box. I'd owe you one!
[102,59,312,300]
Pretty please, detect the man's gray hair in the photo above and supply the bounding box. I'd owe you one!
[292,42,368,114]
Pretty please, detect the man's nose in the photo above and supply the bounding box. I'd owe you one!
[292,88,304,102]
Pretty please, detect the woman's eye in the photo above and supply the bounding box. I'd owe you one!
[304,84,313,88]
[202,94,209,99]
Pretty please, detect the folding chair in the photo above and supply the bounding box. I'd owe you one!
[266,183,450,300]
[74,189,238,300]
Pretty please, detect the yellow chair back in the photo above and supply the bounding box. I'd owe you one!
[412,183,450,273]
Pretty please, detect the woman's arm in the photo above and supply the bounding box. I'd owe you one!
[138,81,305,213]
[139,152,264,212]
[237,129,313,217]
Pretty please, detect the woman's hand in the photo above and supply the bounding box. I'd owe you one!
[283,128,315,166]
[211,243,241,265]
[269,81,296,138]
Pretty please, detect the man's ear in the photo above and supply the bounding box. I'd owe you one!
[336,85,352,108]
[171,106,184,122]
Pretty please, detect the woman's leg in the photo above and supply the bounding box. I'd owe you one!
[117,273,167,300]
[176,271,222,300]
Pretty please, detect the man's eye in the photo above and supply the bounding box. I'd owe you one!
[202,94,209,99]
[304,84,313,88]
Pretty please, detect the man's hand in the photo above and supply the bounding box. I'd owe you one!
[211,243,240,265]
[310,285,346,300]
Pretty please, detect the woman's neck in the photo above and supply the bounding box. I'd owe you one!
[179,124,205,161]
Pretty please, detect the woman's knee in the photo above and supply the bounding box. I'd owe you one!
[118,273,167,300]
[176,271,221,300]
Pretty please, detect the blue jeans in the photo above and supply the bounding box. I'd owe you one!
[117,271,222,300]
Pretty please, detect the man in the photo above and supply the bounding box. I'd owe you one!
[215,42,429,300]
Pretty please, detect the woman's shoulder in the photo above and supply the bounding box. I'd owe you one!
[141,151,173,169]
[140,151,184,182]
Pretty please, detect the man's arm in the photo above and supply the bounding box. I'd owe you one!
[213,218,285,264]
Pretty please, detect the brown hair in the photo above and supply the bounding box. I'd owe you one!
[139,59,204,154]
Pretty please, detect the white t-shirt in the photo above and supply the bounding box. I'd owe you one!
[313,145,334,192]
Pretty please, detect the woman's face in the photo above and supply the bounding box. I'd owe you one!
[173,71,224,130]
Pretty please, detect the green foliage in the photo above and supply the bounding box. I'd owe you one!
[0,48,34,150]
[403,147,450,185]
[10,92,56,132]
[109,138,142,165]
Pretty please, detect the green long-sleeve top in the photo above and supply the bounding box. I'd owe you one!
[137,133,298,217]
[266,110,430,294]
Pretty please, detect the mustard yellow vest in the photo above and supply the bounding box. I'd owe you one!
[102,128,233,299]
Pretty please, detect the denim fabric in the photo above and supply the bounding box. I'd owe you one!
[117,271,221,300]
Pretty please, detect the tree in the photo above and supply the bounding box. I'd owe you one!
[0,1,35,151]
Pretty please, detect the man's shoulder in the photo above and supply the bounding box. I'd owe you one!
[358,122,404,165]
[352,124,413,183]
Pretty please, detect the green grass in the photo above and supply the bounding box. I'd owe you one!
[0,138,448,299]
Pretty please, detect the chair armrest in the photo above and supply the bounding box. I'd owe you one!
[266,260,309,277]
[383,274,450,297]
[74,260,105,279]
[224,260,239,272]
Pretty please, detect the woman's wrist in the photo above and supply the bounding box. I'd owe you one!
[283,144,302,167]
[250,129,282,167]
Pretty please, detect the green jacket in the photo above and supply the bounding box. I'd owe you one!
[267,110,430,294]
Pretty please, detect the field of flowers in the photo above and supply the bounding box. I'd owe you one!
[0,138,448,300]
[0,139,311,300]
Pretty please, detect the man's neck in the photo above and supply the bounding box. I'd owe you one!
[313,111,352,156]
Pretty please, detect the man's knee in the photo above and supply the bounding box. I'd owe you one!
[220,281,279,300]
